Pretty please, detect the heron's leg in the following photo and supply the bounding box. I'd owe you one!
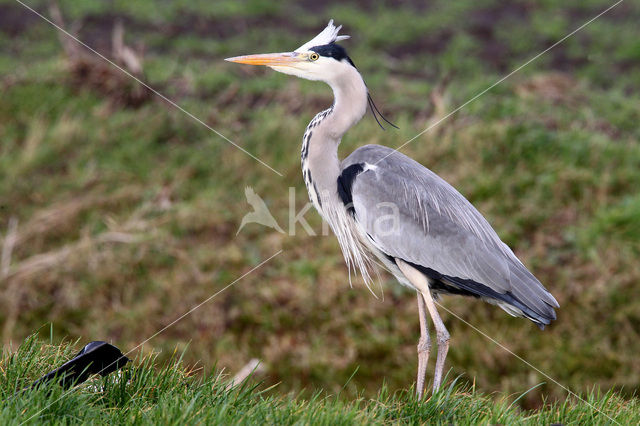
[416,291,431,399]
[396,259,437,397]
[421,289,449,392]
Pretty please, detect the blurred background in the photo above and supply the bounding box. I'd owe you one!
[1,0,639,409]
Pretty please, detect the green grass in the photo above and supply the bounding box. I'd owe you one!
[1,336,638,424]
[2,0,640,418]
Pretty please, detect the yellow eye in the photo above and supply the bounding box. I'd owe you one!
[309,52,319,61]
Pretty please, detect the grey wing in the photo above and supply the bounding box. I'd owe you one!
[341,145,559,325]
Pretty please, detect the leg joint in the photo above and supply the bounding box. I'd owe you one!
[417,335,431,353]
[436,329,450,346]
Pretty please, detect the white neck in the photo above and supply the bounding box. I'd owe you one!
[301,64,368,206]
[299,64,378,287]
[324,66,369,141]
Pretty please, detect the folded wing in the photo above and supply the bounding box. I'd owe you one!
[341,145,559,326]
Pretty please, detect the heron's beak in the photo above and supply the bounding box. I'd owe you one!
[225,52,303,67]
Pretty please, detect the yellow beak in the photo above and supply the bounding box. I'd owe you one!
[225,52,303,67]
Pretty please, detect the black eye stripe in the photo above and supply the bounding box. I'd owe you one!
[309,43,355,67]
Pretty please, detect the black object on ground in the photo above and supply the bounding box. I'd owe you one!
[31,341,130,390]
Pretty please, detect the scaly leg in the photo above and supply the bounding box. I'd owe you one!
[415,291,431,399]
[421,289,449,391]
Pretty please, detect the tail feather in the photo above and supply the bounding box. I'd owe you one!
[407,260,558,328]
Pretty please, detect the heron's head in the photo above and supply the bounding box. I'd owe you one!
[226,20,397,130]
[225,20,356,84]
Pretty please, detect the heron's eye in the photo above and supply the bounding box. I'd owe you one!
[309,52,319,61]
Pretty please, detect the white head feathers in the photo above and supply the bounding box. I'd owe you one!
[296,19,350,52]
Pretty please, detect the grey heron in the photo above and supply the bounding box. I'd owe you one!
[226,20,559,397]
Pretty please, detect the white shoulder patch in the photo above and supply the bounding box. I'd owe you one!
[296,19,350,52]
[363,163,378,172]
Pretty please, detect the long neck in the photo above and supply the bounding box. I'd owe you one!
[301,66,368,209]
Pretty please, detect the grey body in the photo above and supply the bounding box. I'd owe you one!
[300,100,558,329]
[341,145,558,326]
